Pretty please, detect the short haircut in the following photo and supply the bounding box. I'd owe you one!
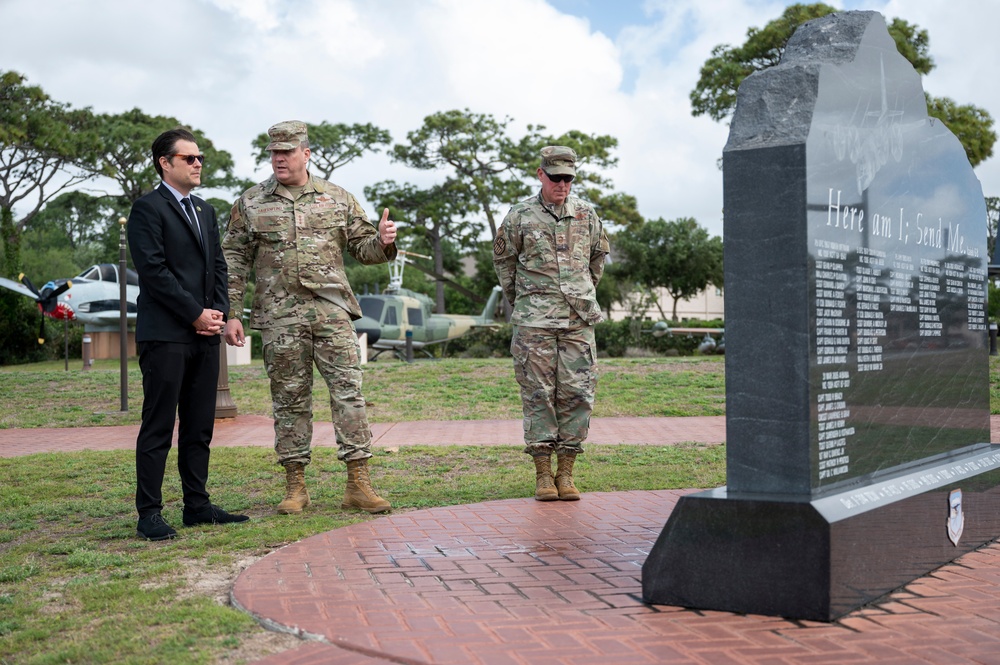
[152,128,198,178]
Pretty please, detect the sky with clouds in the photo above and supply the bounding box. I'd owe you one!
[1,0,997,240]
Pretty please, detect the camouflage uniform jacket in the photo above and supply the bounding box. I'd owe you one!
[224,173,396,328]
[493,192,610,328]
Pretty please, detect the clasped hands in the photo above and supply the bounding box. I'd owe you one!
[193,309,225,336]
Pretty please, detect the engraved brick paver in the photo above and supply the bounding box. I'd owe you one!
[233,490,1000,665]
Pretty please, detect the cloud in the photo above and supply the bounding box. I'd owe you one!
[879,0,1000,201]
[1,0,996,240]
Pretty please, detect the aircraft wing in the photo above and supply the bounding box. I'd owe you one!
[80,311,138,324]
[668,328,724,335]
[0,276,39,301]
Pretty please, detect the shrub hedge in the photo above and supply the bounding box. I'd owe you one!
[440,318,724,359]
[27,318,723,365]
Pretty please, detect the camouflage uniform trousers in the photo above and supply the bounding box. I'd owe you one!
[511,324,597,456]
[261,301,373,466]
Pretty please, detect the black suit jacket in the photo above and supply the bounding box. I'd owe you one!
[127,184,229,343]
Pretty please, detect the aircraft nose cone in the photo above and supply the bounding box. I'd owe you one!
[353,317,381,345]
[51,302,75,321]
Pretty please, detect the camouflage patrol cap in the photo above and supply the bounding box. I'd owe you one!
[540,145,577,176]
[266,120,308,151]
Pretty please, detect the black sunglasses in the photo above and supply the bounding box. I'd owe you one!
[544,171,574,184]
[171,154,205,165]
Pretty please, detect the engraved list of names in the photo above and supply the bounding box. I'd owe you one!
[810,188,986,484]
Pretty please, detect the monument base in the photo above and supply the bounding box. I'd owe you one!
[642,445,1000,621]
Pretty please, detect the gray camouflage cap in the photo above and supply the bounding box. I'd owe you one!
[540,145,577,176]
[266,120,308,150]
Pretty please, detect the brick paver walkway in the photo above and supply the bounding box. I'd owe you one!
[5,416,1000,664]
[0,415,727,457]
[236,490,1000,665]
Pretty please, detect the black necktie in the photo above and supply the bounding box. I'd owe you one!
[181,197,203,248]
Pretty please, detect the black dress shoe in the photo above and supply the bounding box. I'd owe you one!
[182,504,250,526]
[137,513,177,541]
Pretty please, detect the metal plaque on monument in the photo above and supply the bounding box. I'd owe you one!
[642,10,1000,621]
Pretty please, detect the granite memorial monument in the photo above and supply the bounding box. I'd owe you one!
[642,10,1000,621]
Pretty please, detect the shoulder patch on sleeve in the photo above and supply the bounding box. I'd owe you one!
[598,230,610,253]
[493,235,506,256]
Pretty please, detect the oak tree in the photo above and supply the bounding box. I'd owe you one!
[0,71,101,271]
[611,217,723,322]
[689,3,995,166]
[364,178,480,312]
[90,108,237,204]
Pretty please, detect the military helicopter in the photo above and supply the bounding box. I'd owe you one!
[353,251,502,360]
[0,263,139,342]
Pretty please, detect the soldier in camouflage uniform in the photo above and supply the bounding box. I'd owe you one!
[493,146,610,501]
[223,120,396,515]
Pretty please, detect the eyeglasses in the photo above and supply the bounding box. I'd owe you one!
[171,154,205,165]
[544,172,574,184]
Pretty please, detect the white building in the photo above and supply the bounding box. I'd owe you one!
[608,286,725,323]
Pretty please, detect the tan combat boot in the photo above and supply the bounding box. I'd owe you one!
[533,454,559,501]
[277,462,311,514]
[555,453,581,501]
[342,459,391,514]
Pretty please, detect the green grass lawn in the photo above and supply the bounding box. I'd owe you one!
[0,355,726,665]
[0,445,725,665]
[0,356,727,429]
[2,353,998,664]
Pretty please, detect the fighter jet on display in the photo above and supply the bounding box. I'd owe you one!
[0,263,139,341]
[352,251,502,359]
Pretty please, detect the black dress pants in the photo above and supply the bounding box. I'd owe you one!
[135,339,220,517]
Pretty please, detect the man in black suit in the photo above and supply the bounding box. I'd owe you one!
[127,128,248,540]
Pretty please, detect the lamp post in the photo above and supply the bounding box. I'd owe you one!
[118,217,128,412]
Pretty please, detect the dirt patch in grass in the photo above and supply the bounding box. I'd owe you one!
[178,554,310,663]
[176,556,259,605]
[214,630,306,665]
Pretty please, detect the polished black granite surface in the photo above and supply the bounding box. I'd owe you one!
[643,10,996,620]
[644,448,1000,620]
[723,10,989,497]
